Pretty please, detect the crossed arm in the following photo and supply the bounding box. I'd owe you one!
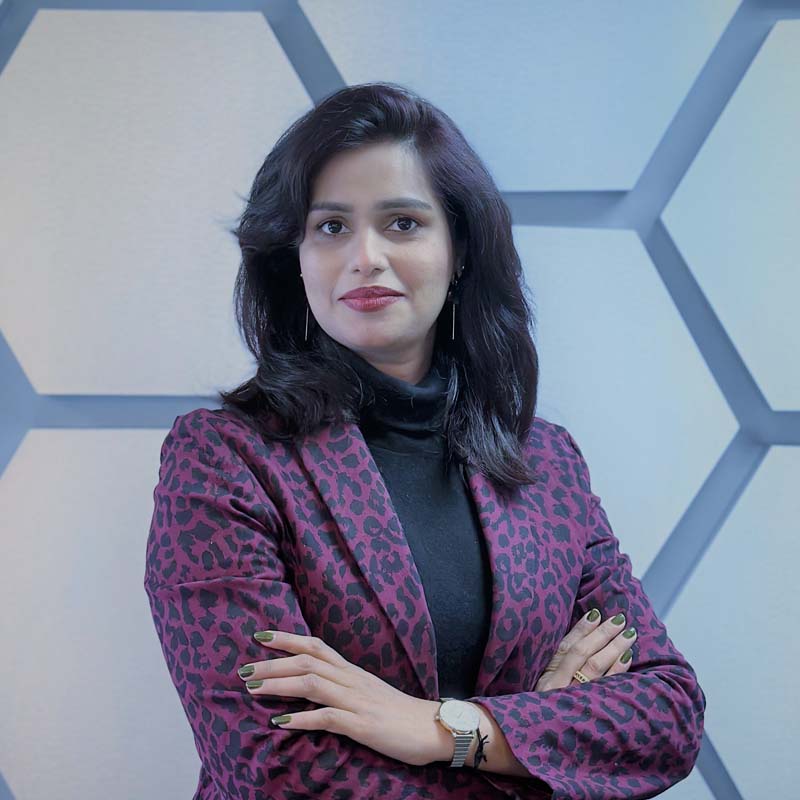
[145,412,705,800]
[234,624,532,776]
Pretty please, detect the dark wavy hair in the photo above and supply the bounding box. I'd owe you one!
[218,81,540,490]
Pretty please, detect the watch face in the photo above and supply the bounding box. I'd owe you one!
[440,700,480,733]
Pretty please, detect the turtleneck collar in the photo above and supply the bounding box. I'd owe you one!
[338,347,449,434]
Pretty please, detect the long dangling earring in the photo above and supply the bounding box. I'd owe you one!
[448,264,465,341]
[299,269,310,343]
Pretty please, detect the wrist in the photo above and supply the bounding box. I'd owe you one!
[425,699,457,764]
[425,699,487,767]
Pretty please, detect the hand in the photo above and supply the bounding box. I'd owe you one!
[237,629,438,767]
[534,608,637,692]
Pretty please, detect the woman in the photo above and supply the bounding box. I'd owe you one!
[144,82,705,800]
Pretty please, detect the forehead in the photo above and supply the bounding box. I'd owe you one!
[309,141,436,203]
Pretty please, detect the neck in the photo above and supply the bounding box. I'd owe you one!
[345,334,436,384]
[338,346,449,434]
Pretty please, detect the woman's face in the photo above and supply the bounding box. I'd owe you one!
[298,140,459,384]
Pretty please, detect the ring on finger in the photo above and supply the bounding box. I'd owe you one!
[573,669,591,683]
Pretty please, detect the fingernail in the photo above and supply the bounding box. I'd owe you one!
[246,680,264,689]
[611,613,625,625]
[587,608,600,622]
[271,714,291,726]
[237,664,255,678]
[254,631,275,642]
[622,628,636,639]
[620,650,632,663]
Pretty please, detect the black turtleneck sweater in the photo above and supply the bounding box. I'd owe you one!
[338,348,494,699]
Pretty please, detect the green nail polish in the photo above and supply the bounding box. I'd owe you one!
[237,664,255,678]
[246,679,264,689]
[623,628,636,639]
[611,613,625,625]
[254,631,275,642]
[587,608,600,622]
[272,714,291,725]
[620,650,632,664]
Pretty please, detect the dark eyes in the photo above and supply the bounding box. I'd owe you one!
[315,216,421,236]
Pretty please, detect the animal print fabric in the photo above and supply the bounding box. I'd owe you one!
[144,407,705,799]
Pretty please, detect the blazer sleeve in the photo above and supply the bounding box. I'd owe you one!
[143,411,480,799]
[465,425,707,800]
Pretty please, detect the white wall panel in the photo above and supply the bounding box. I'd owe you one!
[519,225,736,575]
[666,446,800,800]
[0,10,311,395]
[301,0,738,190]
[664,22,800,409]
[0,427,200,798]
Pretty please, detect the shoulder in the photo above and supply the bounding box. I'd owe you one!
[523,415,592,494]
[527,415,584,459]
[160,406,291,469]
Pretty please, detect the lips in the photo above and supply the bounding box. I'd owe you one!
[340,294,402,313]
[340,286,403,300]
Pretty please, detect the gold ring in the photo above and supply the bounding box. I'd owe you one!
[573,669,590,683]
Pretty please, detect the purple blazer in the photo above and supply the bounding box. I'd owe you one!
[144,407,705,800]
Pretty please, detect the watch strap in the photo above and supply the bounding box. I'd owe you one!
[450,731,475,768]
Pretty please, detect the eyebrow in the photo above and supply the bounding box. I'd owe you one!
[308,197,434,213]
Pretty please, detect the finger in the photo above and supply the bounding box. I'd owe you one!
[533,608,603,691]
[238,652,352,688]
[553,612,631,685]
[246,671,363,713]
[547,608,603,669]
[270,705,362,735]
[569,624,638,685]
[603,646,634,678]
[254,630,349,667]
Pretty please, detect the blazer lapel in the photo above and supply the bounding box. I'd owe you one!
[295,420,534,700]
[463,463,536,697]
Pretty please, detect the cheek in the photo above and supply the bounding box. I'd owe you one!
[401,275,448,314]
[298,254,334,297]
[403,249,451,285]
[298,236,326,271]
[412,266,451,299]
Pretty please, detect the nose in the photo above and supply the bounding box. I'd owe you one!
[349,224,388,274]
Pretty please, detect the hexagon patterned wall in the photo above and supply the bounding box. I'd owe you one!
[1,2,798,799]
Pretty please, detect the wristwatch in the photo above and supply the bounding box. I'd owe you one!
[434,697,481,768]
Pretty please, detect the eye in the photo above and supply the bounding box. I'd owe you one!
[314,216,421,236]
[316,219,348,235]
[388,216,421,233]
